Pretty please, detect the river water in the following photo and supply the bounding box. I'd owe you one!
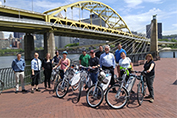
[0,51,176,68]
[0,54,80,69]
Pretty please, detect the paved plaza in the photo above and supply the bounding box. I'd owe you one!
[0,58,176,118]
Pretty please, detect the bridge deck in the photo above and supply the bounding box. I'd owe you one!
[0,58,176,118]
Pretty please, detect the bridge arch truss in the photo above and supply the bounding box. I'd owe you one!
[43,1,136,37]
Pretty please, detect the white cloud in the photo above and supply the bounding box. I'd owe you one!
[124,0,142,8]
[163,30,177,35]
[172,24,177,27]
[0,1,2,5]
[123,8,163,32]
[124,0,163,8]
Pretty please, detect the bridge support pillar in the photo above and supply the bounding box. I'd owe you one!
[150,15,158,55]
[44,32,55,58]
[24,33,34,61]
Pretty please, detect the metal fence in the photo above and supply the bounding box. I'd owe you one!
[0,65,44,90]
[128,52,160,66]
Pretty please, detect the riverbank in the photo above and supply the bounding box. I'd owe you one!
[0,49,24,56]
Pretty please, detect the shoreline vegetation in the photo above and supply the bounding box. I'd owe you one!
[0,48,177,56]
[0,49,24,56]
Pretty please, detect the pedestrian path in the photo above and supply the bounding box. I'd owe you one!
[0,58,176,118]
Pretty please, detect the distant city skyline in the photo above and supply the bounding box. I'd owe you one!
[1,0,177,38]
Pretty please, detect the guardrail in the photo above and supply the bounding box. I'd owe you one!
[128,52,160,66]
[0,65,44,91]
[70,52,160,67]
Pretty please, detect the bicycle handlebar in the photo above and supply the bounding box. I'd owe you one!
[132,71,147,74]
[79,65,99,70]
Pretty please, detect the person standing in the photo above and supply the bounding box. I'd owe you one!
[11,53,27,93]
[144,54,155,103]
[53,51,70,80]
[89,50,100,85]
[115,43,127,77]
[42,53,53,89]
[95,45,104,59]
[79,49,90,67]
[31,52,42,93]
[100,45,116,92]
[119,52,134,78]
[52,51,62,65]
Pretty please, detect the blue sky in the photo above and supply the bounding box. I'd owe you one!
[1,0,177,38]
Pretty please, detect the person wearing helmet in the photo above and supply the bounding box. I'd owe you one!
[53,51,70,80]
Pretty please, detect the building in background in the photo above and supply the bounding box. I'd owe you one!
[34,34,44,48]
[81,14,106,27]
[14,32,25,39]
[0,39,10,49]
[146,23,162,39]
[55,36,75,49]
[0,31,4,39]
[79,14,106,46]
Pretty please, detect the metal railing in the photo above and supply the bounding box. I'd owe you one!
[0,65,44,90]
[128,52,160,66]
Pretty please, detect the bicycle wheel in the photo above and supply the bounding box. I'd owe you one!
[137,81,146,105]
[56,79,69,98]
[0,80,4,95]
[86,85,104,108]
[77,80,83,103]
[105,85,128,109]
[53,74,60,92]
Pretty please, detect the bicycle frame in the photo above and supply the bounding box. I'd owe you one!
[138,72,147,95]
[80,67,91,88]
[115,70,128,98]
[88,69,111,99]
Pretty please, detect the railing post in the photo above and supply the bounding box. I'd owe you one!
[173,52,175,58]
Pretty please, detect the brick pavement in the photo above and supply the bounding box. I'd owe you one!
[0,58,176,118]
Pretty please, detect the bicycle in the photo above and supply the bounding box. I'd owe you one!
[0,80,4,95]
[105,67,136,109]
[76,65,93,103]
[86,67,111,108]
[134,71,147,106]
[52,66,61,92]
[55,65,81,98]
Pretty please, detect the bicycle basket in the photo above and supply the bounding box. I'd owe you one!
[98,71,106,81]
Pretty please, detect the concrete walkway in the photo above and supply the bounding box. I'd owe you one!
[0,58,176,118]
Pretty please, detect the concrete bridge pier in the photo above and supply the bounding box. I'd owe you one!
[150,15,159,56]
[44,32,55,58]
[24,33,34,61]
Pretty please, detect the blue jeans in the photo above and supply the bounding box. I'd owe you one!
[90,72,98,85]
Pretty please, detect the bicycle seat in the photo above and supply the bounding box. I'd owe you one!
[102,79,108,84]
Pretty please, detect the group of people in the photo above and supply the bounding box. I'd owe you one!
[11,43,155,103]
